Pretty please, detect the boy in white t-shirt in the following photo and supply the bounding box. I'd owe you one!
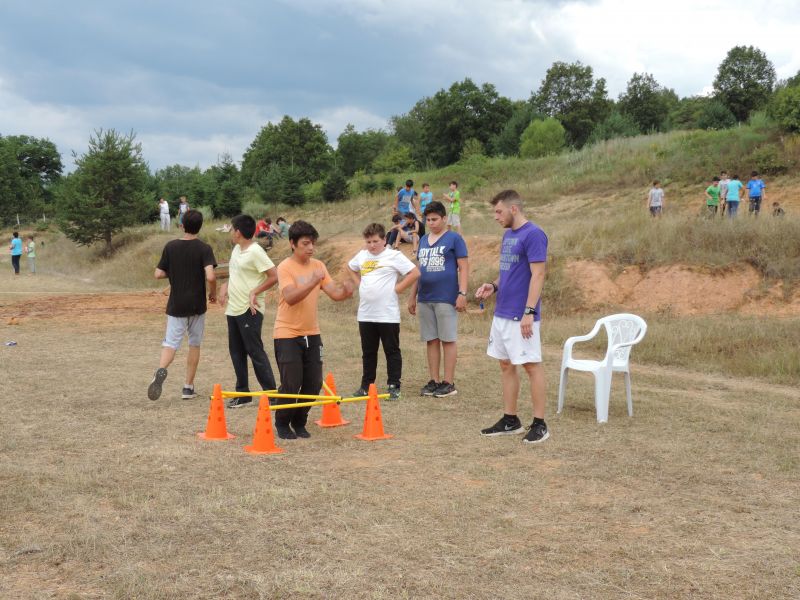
[348,223,420,400]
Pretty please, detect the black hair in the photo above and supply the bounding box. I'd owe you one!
[12,231,19,238]
[276,216,285,223]
[404,212,416,220]
[422,182,430,187]
[391,214,403,223]
[712,176,720,182]
[423,200,447,218]
[182,209,203,234]
[449,180,458,187]
[405,179,413,187]
[231,214,256,239]
[751,171,759,177]
[288,220,319,244]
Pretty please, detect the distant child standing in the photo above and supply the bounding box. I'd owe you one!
[273,220,355,439]
[443,181,462,233]
[772,202,785,217]
[726,174,744,218]
[705,177,721,217]
[395,179,418,216]
[348,223,420,399]
[647,180,664,217]
[9,232,22,275]
[408,201,469,397]
[747,171,766,217]
[719,171,730,215]
[419,183,434,213]
[276,217,289,238]
[25,235,36,274]
[178,196,190,228]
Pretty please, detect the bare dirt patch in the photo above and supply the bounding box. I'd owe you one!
[568,260,800,316]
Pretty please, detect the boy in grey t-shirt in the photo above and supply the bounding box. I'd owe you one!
[647,180,664,217]
[719,171,730,215]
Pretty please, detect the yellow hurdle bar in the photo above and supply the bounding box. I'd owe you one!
[221,389,278,398]
[260,393,390,411]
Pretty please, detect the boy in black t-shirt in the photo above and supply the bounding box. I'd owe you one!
[148,210,218,401]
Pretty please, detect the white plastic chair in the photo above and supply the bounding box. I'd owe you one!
[557,314,647,423]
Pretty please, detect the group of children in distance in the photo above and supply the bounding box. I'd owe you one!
[648,171,785,218]
[148,186,551,445]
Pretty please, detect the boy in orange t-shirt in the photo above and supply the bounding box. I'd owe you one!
[273,220,355,439]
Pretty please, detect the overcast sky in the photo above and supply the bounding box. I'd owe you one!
[2,0,799,171]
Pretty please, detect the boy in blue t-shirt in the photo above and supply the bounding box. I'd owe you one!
[419,183,433,213]
[407,201,469,398]
[394,179,418,216]
[746,171,766,217]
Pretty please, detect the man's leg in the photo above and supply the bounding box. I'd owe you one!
[523,362,546,419]
[227,314,250,395]
[159,346,177,369]
[359,321,381,390]
[149,316,183,400]
[426,340,441,381]
[185,346,200,386]
[500,359,520,415]
[442,341,457,384]
[379,322,402,388]
[237,310,277,391]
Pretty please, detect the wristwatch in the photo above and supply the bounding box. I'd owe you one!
[523,306,536,316]
[457,291,467,297]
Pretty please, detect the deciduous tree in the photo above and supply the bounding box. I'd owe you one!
[713,45,776,121]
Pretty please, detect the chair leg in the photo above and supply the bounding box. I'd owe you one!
[594,371,613,423]
[557,368,568,414]
[624,372,633,417]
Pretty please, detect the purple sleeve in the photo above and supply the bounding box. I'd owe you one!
[525,228,548,263]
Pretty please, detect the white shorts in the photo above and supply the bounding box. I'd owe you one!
[448,213,461,228]
[163,314,206,349]
[487,316,542,365]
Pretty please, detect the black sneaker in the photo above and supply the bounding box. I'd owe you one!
[276,425,297,440]
[352,387,368,398]
[147,368,168,401]
[181,387,198,400]
[226,396,253,409]
[433,381,457,397]
[293,425,311,439]
[387,384,401,401]
[480,416,524,437]
[420,380,439,396]
[523,421,550,444]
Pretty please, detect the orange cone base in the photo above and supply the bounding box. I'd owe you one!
[316,419,351,428]
[355,432,393,441]
[244,443,283,454]
[197,431,235,440]
[315,411,350,428]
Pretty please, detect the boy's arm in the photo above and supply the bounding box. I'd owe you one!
[247,266,278,313]
[282,271,325,306]
[348,266,361,287]
[218,281,228,307]
[407,279,418,315]
[155,268,168,279]
[322,278,355,301]
[205,265,217,302]
[395,266,420,294]
[455,256,469,312]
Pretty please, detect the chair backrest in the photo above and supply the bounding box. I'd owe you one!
[599,313,647,366]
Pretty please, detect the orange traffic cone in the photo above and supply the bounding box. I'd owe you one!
[197,384,235,440]
[245,395,283,454]
[355,383,393,441]
[315,372,350,428]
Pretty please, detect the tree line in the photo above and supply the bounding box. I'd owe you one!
[1,45,799,250]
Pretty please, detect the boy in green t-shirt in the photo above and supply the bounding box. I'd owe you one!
[705,177,721,218]
[25,235,36,274]
[442,181,462,234]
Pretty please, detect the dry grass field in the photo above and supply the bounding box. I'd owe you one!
[1,266,798,599]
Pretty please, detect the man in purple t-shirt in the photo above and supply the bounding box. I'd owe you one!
[475,189,549,444]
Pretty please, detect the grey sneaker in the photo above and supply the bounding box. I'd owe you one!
[420,380,439,396]
[523,421,550,444]
[433,381,457,397]
[181,387,198,400]
[352,387,368,398]
[387,385,401,401]
[226,396,253,409]
[148,368,168,401]
[481,415,524,437]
